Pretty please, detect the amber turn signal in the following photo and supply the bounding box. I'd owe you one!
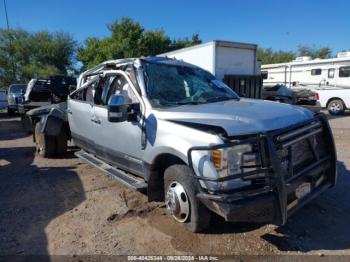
[211,149,222,169]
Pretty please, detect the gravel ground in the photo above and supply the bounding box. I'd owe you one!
[0,110,349,256]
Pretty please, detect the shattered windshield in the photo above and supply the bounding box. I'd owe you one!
[143,61,239,107]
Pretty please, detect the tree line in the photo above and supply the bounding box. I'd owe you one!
[0,16,336,89]
[258,46,332,64]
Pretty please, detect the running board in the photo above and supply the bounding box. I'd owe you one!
[75,150,147,192]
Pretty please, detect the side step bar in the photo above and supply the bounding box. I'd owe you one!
[75,150,147,192]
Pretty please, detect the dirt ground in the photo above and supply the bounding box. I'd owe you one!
[0,110,350,257]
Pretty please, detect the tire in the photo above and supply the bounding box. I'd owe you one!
[55,127,67,156]
[21,114,32,133]
[7,108,14,116]
[35,122,56,158]
[327,99,345,115]
[164,164,211,232]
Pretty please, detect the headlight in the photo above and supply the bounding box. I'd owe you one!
[211,143,261,177]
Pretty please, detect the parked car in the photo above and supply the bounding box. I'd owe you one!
[262,84,296,104]
[36,57,337,232]
[6,84,27,115]
[315,87,350,115]
[0,90,7,110]
[262,84,320,112]
[19,76,76,132]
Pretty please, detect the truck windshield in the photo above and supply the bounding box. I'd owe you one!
[143,61,239,107]
[9,84,26,93]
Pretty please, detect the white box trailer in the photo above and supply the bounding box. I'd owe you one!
[159,41,262,98]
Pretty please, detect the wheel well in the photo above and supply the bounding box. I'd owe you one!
[327,98,346,109]
[147,154,186,201]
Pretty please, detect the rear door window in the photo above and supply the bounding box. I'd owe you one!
[100,76,116,106]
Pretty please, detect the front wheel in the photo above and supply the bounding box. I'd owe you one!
[164,164,211,232]
[327,99,345,115]
[21,114,32,133]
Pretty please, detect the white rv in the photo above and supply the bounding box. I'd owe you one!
[261,52,350,89]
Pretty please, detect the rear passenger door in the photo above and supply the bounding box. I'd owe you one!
[67,83,97,154]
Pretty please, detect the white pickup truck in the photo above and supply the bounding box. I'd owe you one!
[316,88,350,115]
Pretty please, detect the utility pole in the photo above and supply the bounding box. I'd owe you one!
[3,0,16,83]
[3,0,10,30]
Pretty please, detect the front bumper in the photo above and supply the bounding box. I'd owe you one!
[188,113,337,225]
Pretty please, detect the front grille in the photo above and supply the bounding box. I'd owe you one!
[274,120,328,181]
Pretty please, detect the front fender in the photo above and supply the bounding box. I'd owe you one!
[39,107,67,136]
[144,119,222,188]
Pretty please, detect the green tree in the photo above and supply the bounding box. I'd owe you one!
[297,45,332,59]
[258,45,333,65]
[77,17,202,69]
[258,48,295,64]
[0,28,76,89]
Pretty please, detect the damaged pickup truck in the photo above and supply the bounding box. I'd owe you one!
[64,57,336,232]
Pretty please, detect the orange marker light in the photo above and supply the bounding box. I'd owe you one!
[211,150,222,169]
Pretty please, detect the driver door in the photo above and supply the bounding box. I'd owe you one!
[92,73,145,177]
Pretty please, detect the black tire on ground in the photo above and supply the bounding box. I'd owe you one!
[327,99,345,115]
[164,164,211,232]
[55,127,67,156]
[7,108,15,116]
[35,122,56,158]
[21,114,32,133]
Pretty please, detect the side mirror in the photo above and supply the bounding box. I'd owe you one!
[107,94,140,123]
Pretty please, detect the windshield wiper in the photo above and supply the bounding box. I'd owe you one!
[206,96,238,103]
[159,101,206,107]
[174,101,205,105]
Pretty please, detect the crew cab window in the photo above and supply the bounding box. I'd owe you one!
[85,85,94,103]
[328,68,335,78]
[106,75,138,104]
[311,69,322,75]
[339,66,350,78]
[70,81,97,102]
[101,76,116,105]
[70,88,85,101]
[93,78,105,105]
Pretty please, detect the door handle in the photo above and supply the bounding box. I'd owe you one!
[91,117,101,124]
[67,108,73,114]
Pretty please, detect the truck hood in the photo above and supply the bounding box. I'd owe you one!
[155,98,314,136]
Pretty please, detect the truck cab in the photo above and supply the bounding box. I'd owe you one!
[7,83,27,115]
[67,57,337,232]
